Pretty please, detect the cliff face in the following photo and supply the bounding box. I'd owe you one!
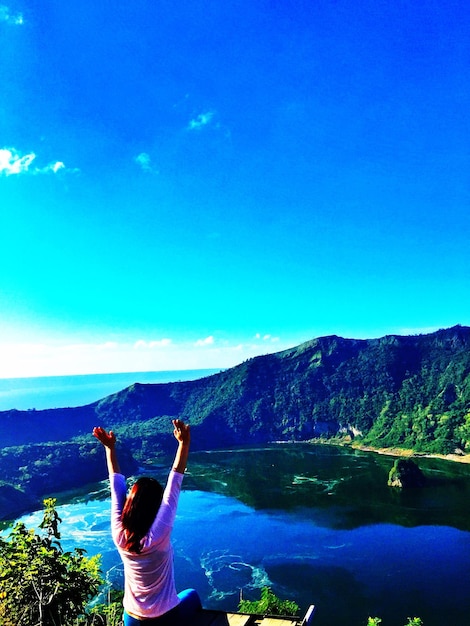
[1,325,469,519]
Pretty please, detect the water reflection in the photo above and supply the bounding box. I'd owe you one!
[184,444,470,531]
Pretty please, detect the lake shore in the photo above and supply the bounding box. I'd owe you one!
[274,438,470,464]
[346,441,470,464]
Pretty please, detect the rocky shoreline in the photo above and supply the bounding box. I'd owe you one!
[278,438,470,465]
[349,442,470,464]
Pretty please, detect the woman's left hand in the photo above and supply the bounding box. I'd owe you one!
[93,426,116,449]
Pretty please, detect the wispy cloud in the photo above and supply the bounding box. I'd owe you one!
[43,161,66,174]
[397,326,443,337]
[254,333,280,343]
[188,111,215,131]
[0,147,79,176]
[186,109,232,143]
[195,335,215,347]
[134,338,172,349]
[0,5,24,25]
[134,152,158,173]
[0,332,297,377]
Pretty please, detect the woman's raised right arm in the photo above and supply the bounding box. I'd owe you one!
[93,426,121,475]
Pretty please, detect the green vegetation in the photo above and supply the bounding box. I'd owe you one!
[388,459,426,488]
[0,498,124,625]
[0,498,102,625]
[238,592,424,624]
[1,326,470,520]
[238,586,300,617]
[88,589,124,626]
[368,619,422,626]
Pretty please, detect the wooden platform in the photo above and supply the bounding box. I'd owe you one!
[192,606,316,626]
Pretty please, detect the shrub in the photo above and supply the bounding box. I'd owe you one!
[0,498,103,625]
[367,617,423,626]
[238,586,299,617]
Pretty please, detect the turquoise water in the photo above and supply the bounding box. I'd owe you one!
[12,445,470,626]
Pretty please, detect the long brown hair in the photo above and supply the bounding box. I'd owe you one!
[121,477,164,553]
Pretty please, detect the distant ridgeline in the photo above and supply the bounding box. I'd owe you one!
[1,325,469,519]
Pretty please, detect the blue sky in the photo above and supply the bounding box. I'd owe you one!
[1,0,469,377]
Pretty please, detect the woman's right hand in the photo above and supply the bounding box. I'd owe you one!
[172,419,190,446]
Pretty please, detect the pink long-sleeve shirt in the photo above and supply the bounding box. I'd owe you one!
[110,470,183,619]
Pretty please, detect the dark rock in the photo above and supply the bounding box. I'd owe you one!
[388,458,426,488]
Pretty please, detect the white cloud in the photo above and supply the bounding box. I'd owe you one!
[0,332,297,378]
[397,326,442,337]
[0,148,35,175]
[0,5,24,25]
[0,147,78,176]
[98,341,118,350]
[255,333,280,343]
[195,335,215,347]
[134,338,172,349]
[134,152,156,173]
[188,111,215,131]
[48,161,66,173]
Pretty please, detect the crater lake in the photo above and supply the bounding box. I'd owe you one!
[9,444,470,626]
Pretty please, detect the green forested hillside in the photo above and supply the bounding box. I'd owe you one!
[1,325,469,519]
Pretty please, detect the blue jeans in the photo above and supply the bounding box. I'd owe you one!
[123,589,202,625]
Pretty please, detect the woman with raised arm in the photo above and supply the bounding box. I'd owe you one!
[93,419,201,626]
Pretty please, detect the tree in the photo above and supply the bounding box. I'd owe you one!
[238,586,299,617]
[0,498,102,625]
